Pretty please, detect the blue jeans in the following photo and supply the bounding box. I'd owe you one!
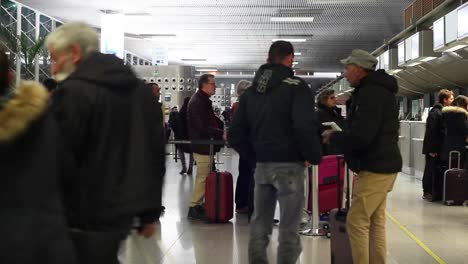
[248,162,305,264]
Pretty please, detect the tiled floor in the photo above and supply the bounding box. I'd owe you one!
[119,150,468,263]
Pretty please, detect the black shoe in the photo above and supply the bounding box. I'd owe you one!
[180,169,187,175]
[162,206,166,211]
[187,168,193,175]
[188,206,207,220]
[423,193,433,201]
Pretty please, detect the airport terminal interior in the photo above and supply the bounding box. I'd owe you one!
[2,0,468,263]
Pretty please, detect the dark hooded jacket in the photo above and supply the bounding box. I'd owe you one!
[228,63,322,164]
[52,53,166,229]
[422,103,444,155]
[331,70,402,173]
[0,82,75,263]
[441,105,468,163]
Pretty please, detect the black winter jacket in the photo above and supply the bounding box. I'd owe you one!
[317,105,345,155]
[228,63,322,164]
[52,53,166,229]
[187,90,224,155]
[0,82,75,263]
[422,104,444,155]
[331,70,402,173]
[441,106,468,162]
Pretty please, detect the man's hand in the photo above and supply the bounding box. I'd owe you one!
[223,131,228,141]
[138,223,156,238]
[322,129,334,144]
[429,153,438,158]
[305,161,311,168]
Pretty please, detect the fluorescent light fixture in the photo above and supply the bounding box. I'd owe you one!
[5,51,10,55]
[292,62,299,65]
[313,72,341,78]
[445,44,468,52]
[406,62,422,67]
[272,38,307,42]
[140,34,177,37]
[294,52,302,56]
[388,69,403,75]
[182,59,207,61]
[270,17,314,22]
[420,56,437,62]
[196,68,217,72]
[124,12,151,16]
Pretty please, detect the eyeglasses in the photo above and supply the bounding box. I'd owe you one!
[329,96,336,100]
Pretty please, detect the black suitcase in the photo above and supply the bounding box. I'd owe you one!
[443,151,468,205]
[330,155,353,264]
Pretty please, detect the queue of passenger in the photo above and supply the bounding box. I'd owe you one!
[3,19,465,264]
[422,90,468,202]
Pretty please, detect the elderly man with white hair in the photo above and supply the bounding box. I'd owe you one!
[47,22,166,263]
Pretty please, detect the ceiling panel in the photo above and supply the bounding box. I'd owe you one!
[18,0,413,72]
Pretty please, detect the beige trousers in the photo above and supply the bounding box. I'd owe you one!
[346,171,397,264]
[190,154,211,207]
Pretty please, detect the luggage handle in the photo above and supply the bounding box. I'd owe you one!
[336,154,350,211]
[449,151,461,170]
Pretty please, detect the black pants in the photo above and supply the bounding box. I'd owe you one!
[70,219,132,264]
[235,155,255,209]
[422,155,444,199]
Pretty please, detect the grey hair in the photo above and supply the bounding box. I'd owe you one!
[236,80,251,96]
[46,22,99,57]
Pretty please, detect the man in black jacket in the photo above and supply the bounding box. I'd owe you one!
[228,41,322,264]
[323,49,402,264]
[422,89,453,201]
[187,74,224,220]
[47,22,166,263]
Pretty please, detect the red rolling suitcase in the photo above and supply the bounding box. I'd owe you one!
[205,139,234,223]
[329,155,353,264]
[443,151,468,206]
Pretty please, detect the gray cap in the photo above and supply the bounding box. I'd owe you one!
[340,49,378,70]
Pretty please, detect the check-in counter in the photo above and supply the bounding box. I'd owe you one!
[399,121,427,180]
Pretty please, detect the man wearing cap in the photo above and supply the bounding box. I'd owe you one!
[323,49,402,264]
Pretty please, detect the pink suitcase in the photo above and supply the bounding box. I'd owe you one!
[306,155,345,213]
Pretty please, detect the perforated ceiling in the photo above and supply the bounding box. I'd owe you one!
[19,0,414,72]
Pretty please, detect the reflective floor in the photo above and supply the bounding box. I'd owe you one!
[119,149,468,264]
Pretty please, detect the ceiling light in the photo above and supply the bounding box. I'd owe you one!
[270,17,315,22]
[182,59,207,61]
[124,12,151,16]
[445,44,468,52]
[419,57,437,62]
[140,34,177,38]
[313,72,341,78]
[5,51,10,55]
[294,52,302,56]
[272,38,307,43]
[196,68,217,72]
[292,62,299,65]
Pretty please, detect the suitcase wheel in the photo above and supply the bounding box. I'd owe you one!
[445,200,454,206]
[326,232,331,239]
[323,223,330,230]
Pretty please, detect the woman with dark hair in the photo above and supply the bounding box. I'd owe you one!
[441,95,468,168]
[173,97,194,175]
[0,45,75,263]
[316,89,345,155]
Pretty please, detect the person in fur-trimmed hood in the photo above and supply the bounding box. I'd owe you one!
[0,46,76,263]
[441,95,468,167]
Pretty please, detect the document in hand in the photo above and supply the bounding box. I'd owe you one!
[322,122,342,132]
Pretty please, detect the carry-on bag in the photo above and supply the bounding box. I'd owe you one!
[205,139,234,223]
[443,151,468,205]
[329,155,353,264]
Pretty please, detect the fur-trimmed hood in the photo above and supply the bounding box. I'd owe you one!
[442,105,468,116]
[0,81,48,143]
